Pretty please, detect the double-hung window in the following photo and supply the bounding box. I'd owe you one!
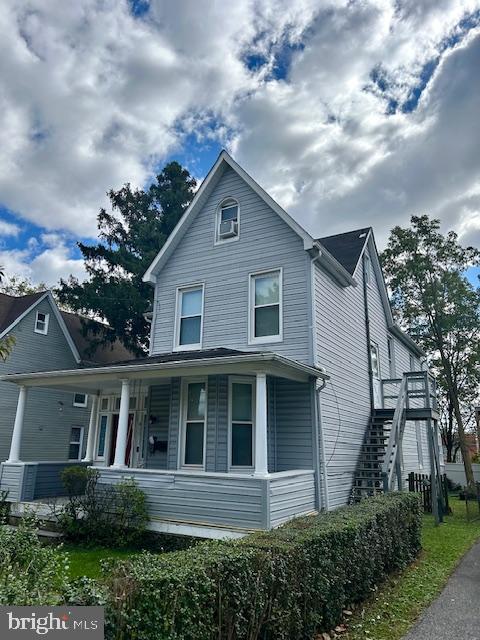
[175,285,204,350]
[230,379,254,469]
[182,380,207,467]
[69,426,84,461]
[34,311,49,335]
[249,269,282,343]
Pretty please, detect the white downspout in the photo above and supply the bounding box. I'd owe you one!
[310,252,330,510]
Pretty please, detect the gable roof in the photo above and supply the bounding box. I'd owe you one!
[0,292,46,334]
[143,149,355,287]
[60,311,134,365]
[0,291,136,365]
[318,227,371,275]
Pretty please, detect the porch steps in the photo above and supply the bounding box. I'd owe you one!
[4,523,63,544]
[352,410,393,501]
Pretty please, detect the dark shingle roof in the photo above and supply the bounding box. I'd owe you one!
[0,291,47,334]
[60,311,135,365]
[318,227,371,275]
[0,291,135,365]
[84,347,254,369]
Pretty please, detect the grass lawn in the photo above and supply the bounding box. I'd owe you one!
[61,544,143,580]
[345,497,480,640]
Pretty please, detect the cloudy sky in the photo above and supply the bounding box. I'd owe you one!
[0,0,479,286]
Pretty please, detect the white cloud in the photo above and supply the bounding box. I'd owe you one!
[0,220,21,237]
[0,236,85,285]
[0,0,478,281]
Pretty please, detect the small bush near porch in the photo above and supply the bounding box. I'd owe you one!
[70,493,422,639]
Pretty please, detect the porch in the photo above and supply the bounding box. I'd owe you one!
[0,349,327,537]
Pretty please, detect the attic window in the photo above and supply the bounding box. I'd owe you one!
[216,198,239,244]
[34,311,49,335]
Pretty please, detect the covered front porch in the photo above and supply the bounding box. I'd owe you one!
[0,349,328,537]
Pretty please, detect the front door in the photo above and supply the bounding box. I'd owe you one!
[108,413,134,466]
[370,342,382,407]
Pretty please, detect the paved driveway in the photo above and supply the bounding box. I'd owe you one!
[403,541,480,640]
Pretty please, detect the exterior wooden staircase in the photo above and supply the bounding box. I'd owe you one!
[352,371,439,502]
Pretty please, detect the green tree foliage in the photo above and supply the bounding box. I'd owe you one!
[0,274,50,297]
[0,266,15,361]
[381,215,480,483]
[57,162,196,355]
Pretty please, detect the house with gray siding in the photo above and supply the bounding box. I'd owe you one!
[0,152,441,538]
[0,291,133,474]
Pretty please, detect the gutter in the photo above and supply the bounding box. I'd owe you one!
[0,352,329,385]
[312,241,357,288]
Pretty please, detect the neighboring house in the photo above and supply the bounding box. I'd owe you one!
[0,152,441,538]
[0,291,133,465]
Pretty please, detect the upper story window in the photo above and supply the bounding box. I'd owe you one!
[174,284,204,350]
[409,354,416,371]
[249,269,282,344]
[73,393,88,408]
[34,311,49,335]
[216,198,239,244]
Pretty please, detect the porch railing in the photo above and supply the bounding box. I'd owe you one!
[380,371,437,411]
[381,371,437,493]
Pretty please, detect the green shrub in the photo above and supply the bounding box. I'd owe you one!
[59,468,149,548]
[93,493,421,640]
[0,515,70,605]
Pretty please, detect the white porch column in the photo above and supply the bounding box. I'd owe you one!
[112,379,130,468]
[8,385,28,463]
[254,373,269,476]
[82,394,99,462]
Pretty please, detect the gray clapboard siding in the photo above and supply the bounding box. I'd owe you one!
[269,471,316,527]
[274,378,314,472]
[0,461,87,501]
[146,383,171,469]
[151,167,311,364]
[33,462,87,499]
[314,259,371,508]
[0,463,24,501]
[97,467,316,531]
[166,378,181,470]
[0,297,90,462]
[97,468,265,529]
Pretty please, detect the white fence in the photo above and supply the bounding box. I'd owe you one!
[444,463,480,486]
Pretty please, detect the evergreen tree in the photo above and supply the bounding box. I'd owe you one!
[57,162,196,355]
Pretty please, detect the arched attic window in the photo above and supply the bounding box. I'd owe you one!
[215,197,239,244]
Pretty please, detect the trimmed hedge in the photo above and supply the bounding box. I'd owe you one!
[72,492,422,640]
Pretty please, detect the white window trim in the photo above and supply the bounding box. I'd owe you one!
[34,311,50,335]
[227,376,256,472]
[248,267,283,345]
[179,377,208,470]
[173,283,205,352]
[214,197,240,246]
[68,426,85,461]
[370,341,381,380]
[73,393,88,408]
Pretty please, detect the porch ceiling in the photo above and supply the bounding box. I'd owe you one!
[0,348,328,392]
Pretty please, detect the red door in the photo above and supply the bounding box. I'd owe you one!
[108,414,134,466]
